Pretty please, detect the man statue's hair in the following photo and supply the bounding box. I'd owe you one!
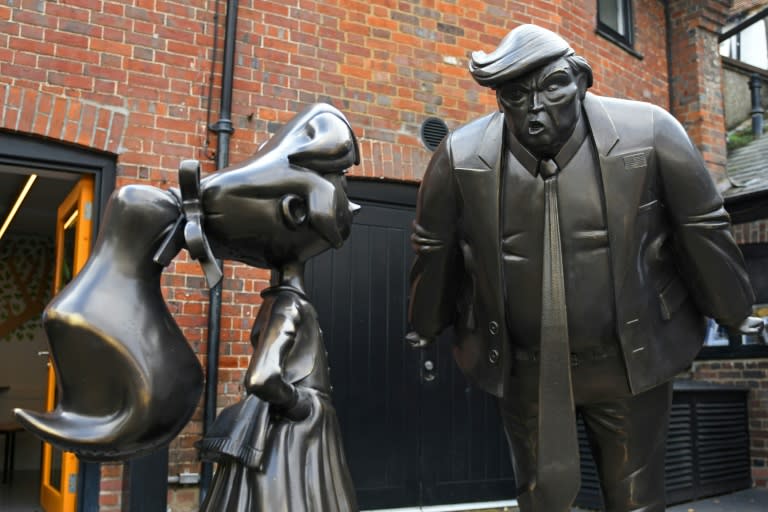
[470,24,593,90]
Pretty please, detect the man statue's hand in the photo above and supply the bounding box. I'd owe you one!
[732,316,764,336]
[406,331,433,348]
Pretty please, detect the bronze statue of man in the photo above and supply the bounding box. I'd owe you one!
[407,24,761,512]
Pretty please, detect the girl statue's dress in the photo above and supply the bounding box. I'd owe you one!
[199,285,357,511]
[195,102,361,511]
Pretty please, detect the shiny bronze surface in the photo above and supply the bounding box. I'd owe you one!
[408,24,760,512]
[15,103,359,511]
[15,184,200,460]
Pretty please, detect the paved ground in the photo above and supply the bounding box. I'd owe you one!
[458,488,768,512]
[6,470,766,512]
[666,488,768,512]
[570,488,768,512]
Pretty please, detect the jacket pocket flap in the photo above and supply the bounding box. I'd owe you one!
[618,148,653,170]
[659,277,688,321]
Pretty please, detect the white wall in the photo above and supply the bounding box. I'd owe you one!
[0,321,48,471]
[0,235,54,471]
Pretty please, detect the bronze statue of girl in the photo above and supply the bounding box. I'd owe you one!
[15,103,361,511]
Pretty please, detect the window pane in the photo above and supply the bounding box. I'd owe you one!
[743,305,768,345]
[49,445,63,489]
[704,318,730,347]
[599,0,626,36]
[703,306,768,349]
[719,37,736,59]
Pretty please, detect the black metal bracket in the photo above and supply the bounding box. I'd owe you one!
[209,118,234,135]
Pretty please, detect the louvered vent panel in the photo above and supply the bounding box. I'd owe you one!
[665,402,695,493]
[696,401,750,487]
[420,118,449,151]
[576,416,604,509]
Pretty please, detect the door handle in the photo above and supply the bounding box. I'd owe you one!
[423,359,435,382]
[38,351,51,367]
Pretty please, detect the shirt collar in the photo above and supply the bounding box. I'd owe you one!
[505,112,588,177]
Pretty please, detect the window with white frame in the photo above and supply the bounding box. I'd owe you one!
[719,19,768,70]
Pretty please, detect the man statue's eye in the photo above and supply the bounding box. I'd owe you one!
[501,88,526,103]
[546,84,560,92]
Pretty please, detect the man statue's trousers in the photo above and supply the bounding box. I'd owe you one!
[499,354,672,512]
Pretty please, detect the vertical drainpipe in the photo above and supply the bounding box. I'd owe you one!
[200,0,238,502]
[750,74,764,138]
[664,0,675,115]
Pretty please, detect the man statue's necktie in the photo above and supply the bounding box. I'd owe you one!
[530,158,581,510]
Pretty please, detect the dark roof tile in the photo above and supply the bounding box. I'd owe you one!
[724,133,768,199]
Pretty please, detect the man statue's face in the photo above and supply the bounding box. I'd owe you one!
[496,57,586,159]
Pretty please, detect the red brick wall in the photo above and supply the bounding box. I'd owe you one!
[666,0,732,184]
[0,1,702,509]
[733,219,768,244]
[690,360,768,488]
[99,464,123,511]
[729,223,768,489]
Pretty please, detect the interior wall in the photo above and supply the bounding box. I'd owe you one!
[0,234,54,470]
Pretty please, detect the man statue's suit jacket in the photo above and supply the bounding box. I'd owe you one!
[409,92,755,398]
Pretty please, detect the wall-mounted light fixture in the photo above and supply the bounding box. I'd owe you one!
[0,174,38,241]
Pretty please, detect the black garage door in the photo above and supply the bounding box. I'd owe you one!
[306,179,516,510]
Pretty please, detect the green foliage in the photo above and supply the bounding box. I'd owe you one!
[0,235,54,342]
[727,130,754,151]
[727,120,768,152]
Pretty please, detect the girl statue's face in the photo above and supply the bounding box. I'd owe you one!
[201,168,358,269]
[200,103,360,269]
[324,174,357,246]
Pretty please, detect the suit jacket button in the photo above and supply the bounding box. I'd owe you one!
[488,321,499,335]
[488,349,500,364]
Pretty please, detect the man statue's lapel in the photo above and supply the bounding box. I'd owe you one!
[453,112,505,314]
[583,93,650,298]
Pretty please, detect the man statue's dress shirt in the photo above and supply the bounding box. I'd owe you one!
[501,114,622,366]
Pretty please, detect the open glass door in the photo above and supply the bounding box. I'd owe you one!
[40,176,94,512]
